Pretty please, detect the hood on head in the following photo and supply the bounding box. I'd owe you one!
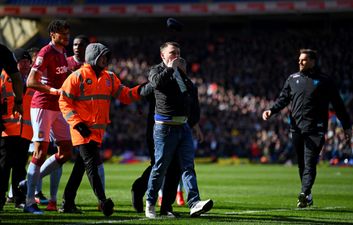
[85,43,111,67]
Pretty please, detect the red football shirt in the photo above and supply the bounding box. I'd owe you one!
[67,55,84,72]
[31,42,69,111]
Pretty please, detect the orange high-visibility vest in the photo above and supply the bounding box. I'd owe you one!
[59,64,141,146]
[1,70,34,140]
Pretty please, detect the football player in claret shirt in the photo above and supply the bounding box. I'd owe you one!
[22,19,72,214]
[66,35,89,72]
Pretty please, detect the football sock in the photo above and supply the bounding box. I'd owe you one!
[35,178,42,195]
[49,166,62,202]
[26,162,40,206]
[40,155,61,178]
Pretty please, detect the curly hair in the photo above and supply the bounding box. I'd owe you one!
[47,19,70,35]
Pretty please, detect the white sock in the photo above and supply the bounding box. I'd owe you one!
[98,163,105,191]
[40,155,61,178]
[49,166,62,202]
[8,186,13,198]
[26,162,40,206]
[177,182,183,192]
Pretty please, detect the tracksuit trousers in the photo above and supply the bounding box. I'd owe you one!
[292,132,325,195]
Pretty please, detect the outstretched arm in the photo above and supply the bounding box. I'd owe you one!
[263,78,291,120]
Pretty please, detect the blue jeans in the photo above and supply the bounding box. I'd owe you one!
[146,123,200,208]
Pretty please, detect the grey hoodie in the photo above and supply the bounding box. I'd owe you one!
[85,43,111,67]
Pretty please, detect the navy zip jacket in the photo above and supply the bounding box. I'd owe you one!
[270,68,351,133]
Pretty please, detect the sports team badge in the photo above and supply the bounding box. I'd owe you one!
[35,56,43,66]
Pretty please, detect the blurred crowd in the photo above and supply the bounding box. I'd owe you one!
[98,27,353,165]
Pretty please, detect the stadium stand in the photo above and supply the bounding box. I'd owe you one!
[1,1,351,165]
[5,0,73,5]
[92,19,352,165]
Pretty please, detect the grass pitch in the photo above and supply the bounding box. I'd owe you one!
[1,162,352,225]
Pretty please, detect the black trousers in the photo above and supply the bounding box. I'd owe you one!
[62,153,85,205]
[132,121,180,212]
[0,136,30,205]
[78,141,106,202]
[292,132,325,195]
[63,150,103,205]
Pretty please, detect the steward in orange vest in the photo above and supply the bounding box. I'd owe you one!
[0,48,33,209]
[1,71,34,140]
[59,43,151,216]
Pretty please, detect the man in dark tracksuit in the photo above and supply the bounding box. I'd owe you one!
[262,49,352,208]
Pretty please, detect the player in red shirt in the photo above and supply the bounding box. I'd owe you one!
[66,35,88,73]
[23,20,72,214]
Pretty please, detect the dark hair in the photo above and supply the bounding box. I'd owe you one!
[160,41,180,52]
[27,47,40,57]
[300,49,317,61]
[48,19,70,35]
[13,48,32,63]
[74,35,90,45]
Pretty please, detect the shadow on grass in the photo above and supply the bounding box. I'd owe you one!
[0,213,140,225]
[1,205,353,225]
[210,203,353,215]
[3,212,353,225]
[205,214,353,225]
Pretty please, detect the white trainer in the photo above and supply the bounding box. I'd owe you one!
[190,199,213,217]
[145,201,156,219]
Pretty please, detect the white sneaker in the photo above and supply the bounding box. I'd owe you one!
[190,199,213,217]
[145,201,156,219]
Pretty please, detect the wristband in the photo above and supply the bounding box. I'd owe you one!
[49,88,60,96]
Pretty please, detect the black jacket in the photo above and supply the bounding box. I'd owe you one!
[0,44,18,75]
[270,69,351,133]
[148,62,200,127]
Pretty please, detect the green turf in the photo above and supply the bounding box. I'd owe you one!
[1,162,353,225]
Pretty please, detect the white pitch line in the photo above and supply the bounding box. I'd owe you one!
[225,209,290,215]
[225,206,346,215]
[71,217,173,224]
